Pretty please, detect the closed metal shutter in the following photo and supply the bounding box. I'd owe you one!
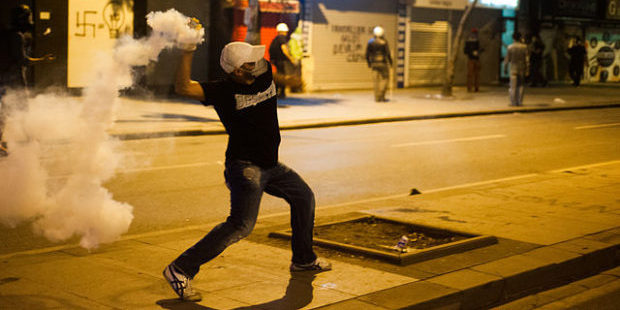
[309,0,397,90]
[408,21,449,86]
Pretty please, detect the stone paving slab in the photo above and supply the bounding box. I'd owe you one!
[584,227,620,245]
[313,298,389,310]
[551,237,616,255]
[492,281,589,310]
[1,253,165,309]
[603,266,620,277]
[357,281,461,310]
[213,278,353,310]
[494,266,620,310]
[535,280,620,310]
[329,240,618,310]
[0,277,114,310]
[426,269,504,309]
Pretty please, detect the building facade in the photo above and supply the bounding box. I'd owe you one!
[525,0,620,83]
[20,1,616,93]
[298,0,517,91]
[1,0,211,93]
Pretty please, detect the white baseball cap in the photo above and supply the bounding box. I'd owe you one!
[276,23,289,33]
[220,42,266,73]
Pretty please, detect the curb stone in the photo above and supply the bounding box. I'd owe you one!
[110,103,620,140]
[311,238,619,309]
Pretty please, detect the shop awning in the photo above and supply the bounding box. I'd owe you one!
[234,0,300,14]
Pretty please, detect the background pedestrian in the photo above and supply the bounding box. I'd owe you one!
[529,34,547,87]
[0,4,54,156]
[464,28,481,92]
[504,32,529,107]
[269,22,295,98]
[365,26,392,102]
[567,37,588,87]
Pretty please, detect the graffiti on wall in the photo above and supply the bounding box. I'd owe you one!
[102,1,127,39]
[331,24,373,63]
[68,0,133,87]
[586,30,620,82]
[73,1,128,39]
[75,11,97,37]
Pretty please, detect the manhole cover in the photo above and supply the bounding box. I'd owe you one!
[269,215,497,265]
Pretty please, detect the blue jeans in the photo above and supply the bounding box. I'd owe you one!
[173,160,317,278]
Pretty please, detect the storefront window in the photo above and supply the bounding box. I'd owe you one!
[500,10,515,80]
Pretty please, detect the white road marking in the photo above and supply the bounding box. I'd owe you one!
[121,162,218,173]
[3,159,619,260]
[574,123,620,130]
[391,134,506,148]
[46,162,220,180]
[422,174,540,193]
[549,160,620,173]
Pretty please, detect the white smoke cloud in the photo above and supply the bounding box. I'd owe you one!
[0,9,203,250]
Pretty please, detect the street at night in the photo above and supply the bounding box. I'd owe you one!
[1,0,620,308]
[107,108,619,234]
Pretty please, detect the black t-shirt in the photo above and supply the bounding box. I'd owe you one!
[0,30,28,87]
[366,37,392,66]
[269,35,288,63]
[200,62,281,168]
[568,45,587,65]
[464,39,480,60]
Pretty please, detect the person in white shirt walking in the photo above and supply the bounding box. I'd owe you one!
[504,32,529,106]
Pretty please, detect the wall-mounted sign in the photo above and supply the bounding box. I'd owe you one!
[607,0,620,20]
[555,0,598,18]
[413,0,467,10]
[475,0,518,10]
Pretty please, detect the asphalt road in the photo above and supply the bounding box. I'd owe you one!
[1,108,618,254]
[109,108,619,233]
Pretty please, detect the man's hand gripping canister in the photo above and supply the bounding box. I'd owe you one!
[179,17,202,52]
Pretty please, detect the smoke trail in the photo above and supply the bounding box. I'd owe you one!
[0,9,204,249]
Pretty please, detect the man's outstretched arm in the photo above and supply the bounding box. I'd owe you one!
[175,49,205,102]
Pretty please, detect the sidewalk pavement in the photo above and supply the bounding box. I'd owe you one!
[0,85,619,309]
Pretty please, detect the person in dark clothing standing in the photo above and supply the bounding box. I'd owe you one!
[269,22,294,98]
[529,34,547,87]
[163,23,332,301]
[0,4,54,156]
[567,37,588,86]
[464,28,481,92]
[366,26,392,102]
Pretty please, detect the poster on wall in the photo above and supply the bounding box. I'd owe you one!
[68,0,133,88]
[586,29,620,83]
